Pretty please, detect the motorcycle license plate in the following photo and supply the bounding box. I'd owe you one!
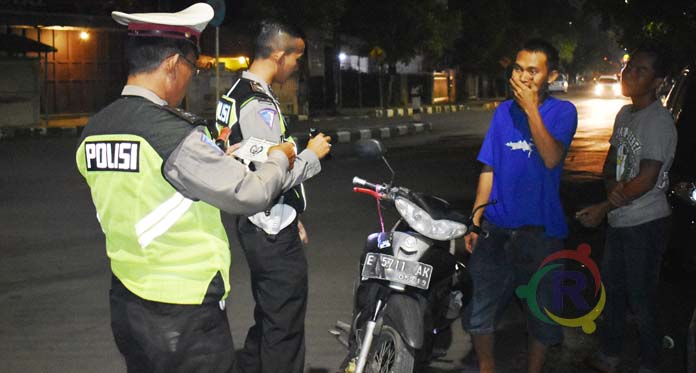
[361,253,433,290]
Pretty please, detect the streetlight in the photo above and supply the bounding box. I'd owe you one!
[337,53,347,109]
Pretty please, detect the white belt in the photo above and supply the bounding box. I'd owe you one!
[247,202,297,235]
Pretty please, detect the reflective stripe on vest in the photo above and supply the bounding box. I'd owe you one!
[135,192,193,248]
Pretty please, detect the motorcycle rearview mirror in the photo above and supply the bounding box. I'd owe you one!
[353,139,396,186]
[353,139,386,159]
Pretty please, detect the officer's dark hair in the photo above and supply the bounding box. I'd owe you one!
[254,20,304,59]
[520,38,560,73]
[631,44,671,79]
[125,37,199,75]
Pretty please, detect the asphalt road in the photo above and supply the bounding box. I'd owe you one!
[1,89,693,373]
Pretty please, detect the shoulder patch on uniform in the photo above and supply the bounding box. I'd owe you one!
[216,95,237,126]
[200,132,224,154]
[250,81,266,94]
[160,106,207,126]
[258,108,277,129]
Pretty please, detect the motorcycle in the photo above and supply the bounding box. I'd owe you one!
[332,139,491,373]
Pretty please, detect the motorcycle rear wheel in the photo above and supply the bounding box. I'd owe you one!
[365,321,415,373]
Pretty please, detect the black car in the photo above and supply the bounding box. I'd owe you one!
[665,66,696,274]
[662,65,696,372]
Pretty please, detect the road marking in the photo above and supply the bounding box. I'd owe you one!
[337,131,351,143]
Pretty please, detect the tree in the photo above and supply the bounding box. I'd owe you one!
[340,0,462,106]
[587,0,696,72]
[449,0,512,73]
[450,0,584,97]
[417,1,462,70]
[447,0,646,96]
[566,13,623,77]
[227,0,344,33]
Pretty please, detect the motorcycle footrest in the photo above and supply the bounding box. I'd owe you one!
[328,329,349,348]
[335,320,351,332]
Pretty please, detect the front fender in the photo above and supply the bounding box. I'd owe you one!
[383,293,428,349]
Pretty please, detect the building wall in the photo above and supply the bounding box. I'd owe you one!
[186,70,301,119]
[0,57,41,127]
[187,69,240,117]
[272,78,299,117]
[9,26,126,116]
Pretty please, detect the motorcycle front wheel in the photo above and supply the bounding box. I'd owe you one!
[365,320,415,373]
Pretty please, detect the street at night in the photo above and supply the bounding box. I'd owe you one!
[3,87,695,372]
[2,1,696,372]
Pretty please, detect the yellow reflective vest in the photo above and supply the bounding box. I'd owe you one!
[76,97,230,305]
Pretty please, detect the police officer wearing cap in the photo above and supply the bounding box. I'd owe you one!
[75,4,297,372]
[215,21,331,373]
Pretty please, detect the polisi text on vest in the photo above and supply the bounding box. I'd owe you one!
[85,141,140,172]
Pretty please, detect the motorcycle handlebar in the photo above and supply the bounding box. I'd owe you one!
[352,177,381,192]
[353,187,383,200]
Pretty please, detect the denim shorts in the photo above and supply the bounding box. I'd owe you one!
[461,220,564,346]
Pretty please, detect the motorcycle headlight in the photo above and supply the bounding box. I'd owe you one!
[394,197,468,240]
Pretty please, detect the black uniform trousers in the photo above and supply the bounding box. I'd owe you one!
[109,276,236,373]
[236,217,308,373]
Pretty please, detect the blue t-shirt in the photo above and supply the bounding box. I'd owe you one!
[478,97,578,238]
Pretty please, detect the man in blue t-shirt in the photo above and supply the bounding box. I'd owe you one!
[461,39,578,373]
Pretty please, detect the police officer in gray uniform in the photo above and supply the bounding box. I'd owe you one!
[76,5,298,372]
[215,21,331,373]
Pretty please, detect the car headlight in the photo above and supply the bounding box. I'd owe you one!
[672,182,696,206]
[394,197,468,240]
[613,83,621,95]
[594,85,602,95]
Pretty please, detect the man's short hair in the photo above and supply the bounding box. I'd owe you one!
[254,20,304,59]
[125,37,198,75]
[521,39,560,73]
[632,44,671,79]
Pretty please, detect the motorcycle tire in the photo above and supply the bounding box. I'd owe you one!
[365,320,415,373]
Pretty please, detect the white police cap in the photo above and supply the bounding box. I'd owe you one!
[111,3,214,46]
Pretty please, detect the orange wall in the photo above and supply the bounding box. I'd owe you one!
[11,27,126,115]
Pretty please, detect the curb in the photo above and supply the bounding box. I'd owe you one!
[308,114,370,122]
[0,127,81,139]
[371,102,501,118]
[2,121,433,144]
[293,101,503,122]
[290,121,432,144]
